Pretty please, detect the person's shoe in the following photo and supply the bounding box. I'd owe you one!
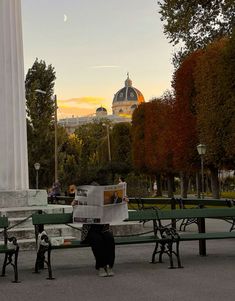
[98,268,108,277]
[106,266,114,276]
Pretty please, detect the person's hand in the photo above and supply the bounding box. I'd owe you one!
[71,199,78,207]
[123,196,129,203]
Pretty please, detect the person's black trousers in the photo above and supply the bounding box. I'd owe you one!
[87,224,115,270]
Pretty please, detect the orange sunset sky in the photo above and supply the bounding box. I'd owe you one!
[22,0,174,120]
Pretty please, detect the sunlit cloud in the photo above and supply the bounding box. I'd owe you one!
[57,96,111,119]
[89,65,121,69]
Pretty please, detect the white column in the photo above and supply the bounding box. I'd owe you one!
[0,0,29,190]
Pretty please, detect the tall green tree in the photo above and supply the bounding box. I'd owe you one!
[58,133,82,190]
[111,122,132,175]
[74,120,110,184]
[158,0,235,65]
[25,58,56,188]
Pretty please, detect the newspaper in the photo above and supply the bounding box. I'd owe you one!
[73,184,128,224]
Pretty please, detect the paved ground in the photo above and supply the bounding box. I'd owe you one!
[1,219,235,301]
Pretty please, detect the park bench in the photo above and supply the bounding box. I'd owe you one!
[32,207,235,279]
[0,216,19,283]
[32,211,182,279]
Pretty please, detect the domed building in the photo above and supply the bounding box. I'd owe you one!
[112,74,145,116]
[58,74,145,133]
[96,106,107,117]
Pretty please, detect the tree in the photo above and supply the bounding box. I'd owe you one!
[132,103,147,172]
[194,37,235,197]
[132,99,175,197]
[25,58,56,188]
[58,133,82,190]
[111,122,132,175]
[171,51,203,197]
[74,120,113,184]
[158,0,235,65]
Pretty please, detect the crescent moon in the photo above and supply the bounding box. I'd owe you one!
[64,14,67,22]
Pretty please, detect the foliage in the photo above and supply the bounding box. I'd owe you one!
[74,121,107,184]
[58,132,81,190]
[132,98,177,197]
[73,120,133,185]
[132,103,147,172]
[111,122,132,174]
[158,0,235,66]
[144,99,174,174]
[25,59,56,188]
[194,37,235,169]
[171,50,203,172]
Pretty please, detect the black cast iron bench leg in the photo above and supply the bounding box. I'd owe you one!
[1,253,8,277]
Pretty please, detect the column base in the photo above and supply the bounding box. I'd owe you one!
[0,190,48,208]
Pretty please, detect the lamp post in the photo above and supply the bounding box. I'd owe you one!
[35,89,58,182]
[102,123,112,162]
[34,162,40,189]
[54,94,58,182]
[197,144,207,199]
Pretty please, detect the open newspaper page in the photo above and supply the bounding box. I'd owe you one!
[73,184,128,224]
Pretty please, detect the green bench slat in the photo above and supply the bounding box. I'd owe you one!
[32,213,73,225]
[115,235,157,245]
[50,235,157,249]
[157,208,235,220]
[128,209,158,221]
[180,232,235,241]
[50,241,89,249]
[0,245,15,253]
[128,208,235,221]
[0,216,8,228]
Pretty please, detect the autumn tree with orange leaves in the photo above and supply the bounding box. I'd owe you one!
[171,51,203,197]
[194,36,235,198]
[132,97,175,197]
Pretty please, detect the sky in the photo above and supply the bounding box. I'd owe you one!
[21,0,174,118]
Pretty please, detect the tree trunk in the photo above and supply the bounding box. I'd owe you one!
[209,166,220,199]
[156,174,162,196]
[180,172,189,198]
[167,173,174,198]
[195,172,201,198]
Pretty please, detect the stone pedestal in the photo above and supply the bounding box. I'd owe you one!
[0,190,48,208]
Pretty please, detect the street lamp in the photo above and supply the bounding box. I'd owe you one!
[34,162,40,189]
[35,89,58,182]
[197,144,207,199]
[35,89,46,95]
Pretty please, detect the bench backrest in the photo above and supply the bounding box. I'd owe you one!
[32,213,73,225]
[0,216,8,228]
[157,208,235,219]
[128,207,235,221]
[128,197,234,207]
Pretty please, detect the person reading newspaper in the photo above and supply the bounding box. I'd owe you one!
[72,183,128,277]
[71,199,115,277]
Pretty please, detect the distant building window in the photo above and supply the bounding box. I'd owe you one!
[119,93,123,98]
